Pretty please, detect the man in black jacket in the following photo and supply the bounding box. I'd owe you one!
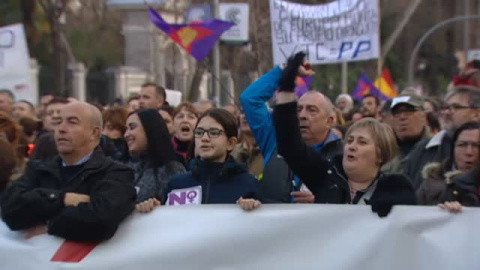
[1,102,136,242]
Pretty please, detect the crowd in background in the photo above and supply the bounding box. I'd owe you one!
[0,53,478,242]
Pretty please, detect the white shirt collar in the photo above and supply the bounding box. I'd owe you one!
[425,130,446,149]
[62,151,94,167]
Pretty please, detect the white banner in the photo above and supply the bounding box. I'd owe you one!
[468,49,480,61]
[0,24,34,104]
[269,0,380,65]
[0,205,479,269]
[220,3,249,42]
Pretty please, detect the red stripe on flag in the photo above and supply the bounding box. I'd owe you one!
[381,69,396,90]
[51,240,99,263]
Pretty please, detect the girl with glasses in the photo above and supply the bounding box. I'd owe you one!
[164,108,260,208]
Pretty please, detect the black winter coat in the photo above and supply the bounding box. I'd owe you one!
[0,148,136,242]
[99,135,130,162]
[442,168,479,206]
[165,156,260,204]
[273,102,416,212]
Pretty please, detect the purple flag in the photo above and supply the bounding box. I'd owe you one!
[352,73,386,101]
[149,7,234,61]
[294,76,313,97]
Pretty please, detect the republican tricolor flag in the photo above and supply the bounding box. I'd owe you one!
[374,69,398,99]
[149,7,234,62]
[352,69,398,101]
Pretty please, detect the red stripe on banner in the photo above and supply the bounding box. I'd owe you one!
[50,241,99,263]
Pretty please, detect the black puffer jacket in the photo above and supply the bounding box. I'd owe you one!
[442,168,479,206]
[165,156,260,204]
[0,148,136,242]
[273,102,416,214]
[99,135,130,162]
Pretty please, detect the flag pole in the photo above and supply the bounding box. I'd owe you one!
[213,0,221,106]
[341,62,348,94]
[376,0,382,93]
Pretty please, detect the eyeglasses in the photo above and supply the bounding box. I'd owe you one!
[391,107,421,117]
[441,104,477,113]
[194,128,225,138]
[455,141,480,149]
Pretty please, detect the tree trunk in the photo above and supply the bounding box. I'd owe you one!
[50,19,66,96]
[187,62,207,102]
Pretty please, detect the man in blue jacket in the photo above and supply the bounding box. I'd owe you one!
[240,65,343,203]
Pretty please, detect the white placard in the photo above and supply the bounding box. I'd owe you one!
[0,24,34,104]
[165,89,182,106]
[468,49,480,61]
[269,0,380,65]
[219,3,249,42]
[166,185,202,205]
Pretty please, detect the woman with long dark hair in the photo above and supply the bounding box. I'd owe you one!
[435,122,480,213]
[124,109,185,212]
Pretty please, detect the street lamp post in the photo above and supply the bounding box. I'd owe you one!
[407,15,480,85]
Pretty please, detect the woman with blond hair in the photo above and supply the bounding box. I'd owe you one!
[238,52,417,214]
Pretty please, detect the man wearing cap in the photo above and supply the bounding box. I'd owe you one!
[382,95,428,174]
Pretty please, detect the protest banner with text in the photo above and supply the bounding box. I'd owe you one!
[270,0,380,65]
[0,24,34,104]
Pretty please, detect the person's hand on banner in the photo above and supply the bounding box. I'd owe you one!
[136,198,161,213]
[237,197,261,211]
[291,191,315,204]
[438,201,463,214]
[64,193,90,207]
[24,225,47,239]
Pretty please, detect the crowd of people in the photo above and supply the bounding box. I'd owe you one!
[0,52,478,242]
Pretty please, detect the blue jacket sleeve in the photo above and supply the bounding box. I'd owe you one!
[240,66,283,165]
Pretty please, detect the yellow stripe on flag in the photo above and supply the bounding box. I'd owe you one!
[374,78,396,98]
[373,69,398,98]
